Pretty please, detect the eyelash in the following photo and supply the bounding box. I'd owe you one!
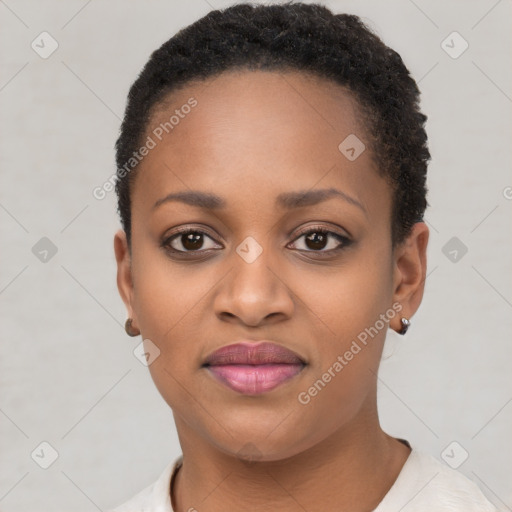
[161,225,352,258]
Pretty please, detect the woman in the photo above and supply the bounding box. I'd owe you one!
[110,3,496,510]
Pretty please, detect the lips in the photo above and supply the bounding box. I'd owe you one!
[204,341,305,366]
[203,341,306,395]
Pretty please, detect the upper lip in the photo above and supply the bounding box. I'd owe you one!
[203,341,306,366]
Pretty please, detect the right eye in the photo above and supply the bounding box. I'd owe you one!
[162,228,222,254]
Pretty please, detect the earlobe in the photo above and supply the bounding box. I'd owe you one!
[391,222,429,334]
[114,229,137,323]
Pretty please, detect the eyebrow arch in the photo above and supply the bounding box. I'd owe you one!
[153,191,226,210]
[153,187,366,215]
[276,188,366,215]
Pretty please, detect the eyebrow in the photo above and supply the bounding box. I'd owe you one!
[153,187,366,215]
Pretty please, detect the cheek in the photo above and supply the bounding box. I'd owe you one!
[129,251,221,404]
[289,263,392,449]
[131,243,211,340]
[294,247,393,397]
[296,248,393,345]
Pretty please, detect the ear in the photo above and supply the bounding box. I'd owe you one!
[390,222,429,333]
[114,229,138,328]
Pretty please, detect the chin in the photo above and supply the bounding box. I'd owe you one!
[206,420,318,463]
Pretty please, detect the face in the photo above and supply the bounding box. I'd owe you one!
[115,70,428,461]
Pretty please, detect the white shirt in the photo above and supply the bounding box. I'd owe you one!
[107,447,497,511]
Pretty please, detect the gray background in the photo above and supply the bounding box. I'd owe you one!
[0,0,510,510]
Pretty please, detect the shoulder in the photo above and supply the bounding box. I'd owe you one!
[106,456,183,512]
[375,448,497,511]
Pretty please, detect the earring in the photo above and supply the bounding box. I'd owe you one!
[125,318,140,337]
[398,317,410,335]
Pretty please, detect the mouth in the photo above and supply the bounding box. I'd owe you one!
[202,341,306,395]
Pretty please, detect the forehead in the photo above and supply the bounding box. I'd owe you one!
[147,69,367,163]
[132,69,388,219]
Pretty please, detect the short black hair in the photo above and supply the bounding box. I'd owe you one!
[115,1,430,248]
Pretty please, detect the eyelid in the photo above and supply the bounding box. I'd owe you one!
[292,223,351,240]
[166,225,219,239]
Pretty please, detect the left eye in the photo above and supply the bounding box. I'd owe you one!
[288,228,348,252]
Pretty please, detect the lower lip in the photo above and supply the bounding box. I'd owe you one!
[205,363,304,395]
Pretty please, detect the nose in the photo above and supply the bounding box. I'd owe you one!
[213,247,295,327]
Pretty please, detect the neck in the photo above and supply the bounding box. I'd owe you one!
[171,408,411,512]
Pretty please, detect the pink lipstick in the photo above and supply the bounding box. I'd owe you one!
[203,341,305,395]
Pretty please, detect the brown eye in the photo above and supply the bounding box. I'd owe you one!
[289,227,350,253]
[164,229,220,253]
[181,232,204,250]
[304,231,329,250]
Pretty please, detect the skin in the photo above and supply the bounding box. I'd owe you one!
[114,69,429,512]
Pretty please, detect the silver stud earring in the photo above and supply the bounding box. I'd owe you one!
[398,317,410,335]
